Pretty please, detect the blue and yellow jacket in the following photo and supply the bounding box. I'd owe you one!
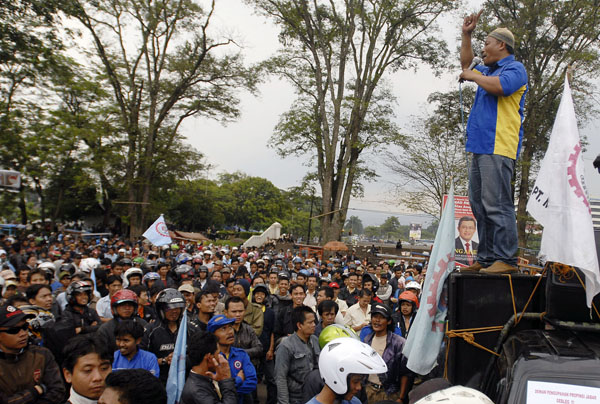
[466,55,528,159]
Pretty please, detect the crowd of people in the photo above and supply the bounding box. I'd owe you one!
[0,231,493,404]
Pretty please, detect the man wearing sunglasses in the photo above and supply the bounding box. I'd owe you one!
[0,304,65,404]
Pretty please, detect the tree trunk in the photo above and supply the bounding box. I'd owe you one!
[19,186,27,224]
[321,214,343,243]
[33,178,45,225]
[100,176,112,229]
[52,187,64,222]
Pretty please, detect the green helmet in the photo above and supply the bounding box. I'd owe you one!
[133,257,145,264]
[388,259,396,265]
[318,324,359,349]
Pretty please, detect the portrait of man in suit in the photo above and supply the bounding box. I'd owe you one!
[455,216,478,265]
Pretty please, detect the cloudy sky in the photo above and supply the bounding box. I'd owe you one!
[180,0,600,226]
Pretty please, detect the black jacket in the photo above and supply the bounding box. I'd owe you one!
[180,372,237,404]
[392,312,416,339]
[273,305,294,341]
[233,322,263,361]
[338,287,359,307]
[140,319,200,384]
[58,304,102,335]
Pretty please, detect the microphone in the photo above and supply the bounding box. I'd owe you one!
[459,56,482,83]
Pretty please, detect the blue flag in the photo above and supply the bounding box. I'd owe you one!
[166,310,188,404]
[403,185,456,375]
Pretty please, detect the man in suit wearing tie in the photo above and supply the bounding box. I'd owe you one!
[455,216,478,266]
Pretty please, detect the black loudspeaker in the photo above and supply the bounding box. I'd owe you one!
[545,264,600,323]
[446,272,545,387]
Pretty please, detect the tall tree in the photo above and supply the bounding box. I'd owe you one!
[34,62,123,226]
[344,215,363,235]
[282,185,322,241]
[249,0,456,242]
[0,0,63,223]
[63,0,258,238]
[474,0,600,247]
[386,89,473,217]
[219,173,290,230]
[380,216,401,237]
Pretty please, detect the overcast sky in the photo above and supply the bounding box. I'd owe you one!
[180,0,600,226]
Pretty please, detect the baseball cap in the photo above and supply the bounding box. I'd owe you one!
[58,271,71,280]
[207,314,235,333]
[0,305,35,328]
[328,282,340,289]
[178,284,195,294]
[0,270,16,281]
[371,303,391,319]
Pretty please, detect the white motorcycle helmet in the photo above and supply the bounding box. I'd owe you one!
[319,337,387,395]
[415,385,494,404]
[79,258,101,274]
[406,280,422,291]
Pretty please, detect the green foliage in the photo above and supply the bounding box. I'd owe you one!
[362,218,436,240]
[380,216,401,236]
[0,0,64,223]
[344,215,364,235]
[154,173,320,236]
[61,0,259,237]
[220,174,289,230]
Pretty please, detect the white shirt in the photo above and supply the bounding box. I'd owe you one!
[335,298,348,315]
[303,292,317,311]
[96,294,113,319]
[343,302,371,328]
[67,387,98,404]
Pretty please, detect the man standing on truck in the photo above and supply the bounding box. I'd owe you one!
[459,11,528,274]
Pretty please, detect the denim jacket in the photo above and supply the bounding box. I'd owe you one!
[363,331,409,395]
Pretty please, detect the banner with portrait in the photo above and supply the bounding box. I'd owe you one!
[443,195,479,267]
[409,223,422,240]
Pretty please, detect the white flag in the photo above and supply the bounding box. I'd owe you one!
[403,185,455,375]
[143,215,172,246]
[527,75,600,308]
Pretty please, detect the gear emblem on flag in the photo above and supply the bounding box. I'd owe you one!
[567,143,591,213]
[156,221,169,237]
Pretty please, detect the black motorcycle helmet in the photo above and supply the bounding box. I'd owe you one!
[155,288,186,322]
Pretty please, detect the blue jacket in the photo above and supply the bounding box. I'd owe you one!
[113,348,160,377]
[223,346,257,404]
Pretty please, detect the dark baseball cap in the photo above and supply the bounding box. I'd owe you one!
[0,305,35,328]
[371,303,391,319]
